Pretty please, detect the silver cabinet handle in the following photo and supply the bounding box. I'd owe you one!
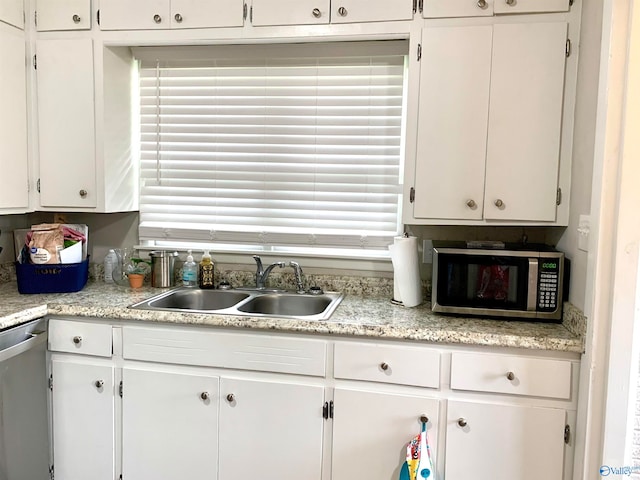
[226,393,235,402]
[95,380,104,388]
[200,392,209,400]
[174,13,183,22]
[153,14,162,23]
[458,418,468,427]
[72,335,82,345]
[312,8,321,18]
[380,362,389,371]
[506,371,515,381]
[494,199,504,208]
[72,14,81,23]
[466,199,477,209]
[477,0,488,8]
[79,189,88,198]
[337,6,348,16]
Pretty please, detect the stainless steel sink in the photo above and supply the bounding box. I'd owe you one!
[129,287,344,321]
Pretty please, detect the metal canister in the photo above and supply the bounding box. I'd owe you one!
[150,251,178,288]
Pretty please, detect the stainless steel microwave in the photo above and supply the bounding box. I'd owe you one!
[432,241,565,321]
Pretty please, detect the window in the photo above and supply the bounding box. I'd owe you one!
[135,41,408,256]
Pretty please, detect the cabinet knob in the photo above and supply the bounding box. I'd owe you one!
[466,199,477,209]
[494,199,504,208]
[79,189,88,198]
[337,6,348,16]
[380,362,389,371]
[420,415,429,424]
[506,371,515,381]
[153,14,162,23]
[72,14,81,23]
[477,0,488,8]
[312,8,322,18]
[226,393,235,402]
[174,13,183,23]
[72,335,82,345]
[506,0,516,5]
[457,418,468,427]
[200,392,210,400]
[95,380,104,388]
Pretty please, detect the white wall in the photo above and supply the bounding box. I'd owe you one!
[556,0,604,312]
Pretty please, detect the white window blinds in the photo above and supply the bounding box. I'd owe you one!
[135,41,407,251]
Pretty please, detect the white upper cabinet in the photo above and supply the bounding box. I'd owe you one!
[331,0,414,23]
[0,23,29,212]
[484,22,568,221]
[251,0,329,26]
[424,0,569,17]
[409,20,568,223]
[99,0,244,30]
[413,25,492,220]
[0,0,24,29]
[36,0,91,31]
[36,38,97,208]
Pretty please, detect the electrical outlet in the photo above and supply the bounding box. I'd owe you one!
[578,215,590,252]
[423,240,433,263]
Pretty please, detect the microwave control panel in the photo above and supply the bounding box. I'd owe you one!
[537,259,560,311]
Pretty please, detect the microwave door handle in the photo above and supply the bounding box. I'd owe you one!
[527,259,539,311]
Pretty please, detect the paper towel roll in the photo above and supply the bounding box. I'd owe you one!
[388,236,423,307]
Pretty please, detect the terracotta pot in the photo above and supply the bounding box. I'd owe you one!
[128,273,145,289]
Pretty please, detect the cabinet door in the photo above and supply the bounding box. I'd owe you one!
[413,25,492,220]
[51,358,115,480]
[332,388,440,480]
[171,0,245,28]
[36,0,91,31]
[331,0,413,23]
[99,0,171,30]
[445,400,566,480]
[494,0,570,14]
[0,0,24,29]
[37,38,97,208]
[251,0,329,26]
[484,22,568,221]
[423,0,494,18]
[219,377,325,480]
[122,367,219,480]
[0,23,28,211]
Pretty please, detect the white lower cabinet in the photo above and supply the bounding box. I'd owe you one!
[445,400,567,480]
[48,319,578,480]
[219,378,325,480]
[331,388,439,480]
[50,357,115,480]
[122,366,219,480]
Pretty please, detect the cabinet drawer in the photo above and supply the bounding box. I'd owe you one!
[49,319,113,357]
[450,352,571,399]
[494,0,570,14]
[334,343,440,388]
[423,0,494,18]
[123,327,327,377]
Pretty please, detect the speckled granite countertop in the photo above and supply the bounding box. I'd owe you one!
[0,281,584,353]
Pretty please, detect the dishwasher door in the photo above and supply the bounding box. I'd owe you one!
[0,318,49,480]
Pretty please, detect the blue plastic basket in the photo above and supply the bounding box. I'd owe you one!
[15,257,89,294]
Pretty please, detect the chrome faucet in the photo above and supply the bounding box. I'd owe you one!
[253,255,285,289]
[289,261,305,294]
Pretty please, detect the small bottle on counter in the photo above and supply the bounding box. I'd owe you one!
[104,249,116,283]
[182,250,198,287]
[198,250,215,289]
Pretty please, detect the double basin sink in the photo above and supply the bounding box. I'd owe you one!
[129,287,344,321]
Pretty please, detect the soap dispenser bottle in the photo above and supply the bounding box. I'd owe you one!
[182,250,197,287]
[198,250,215,289]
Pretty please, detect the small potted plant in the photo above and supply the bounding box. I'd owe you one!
[126,259,150,289]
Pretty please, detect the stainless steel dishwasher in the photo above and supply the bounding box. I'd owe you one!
[0,318,49,480]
